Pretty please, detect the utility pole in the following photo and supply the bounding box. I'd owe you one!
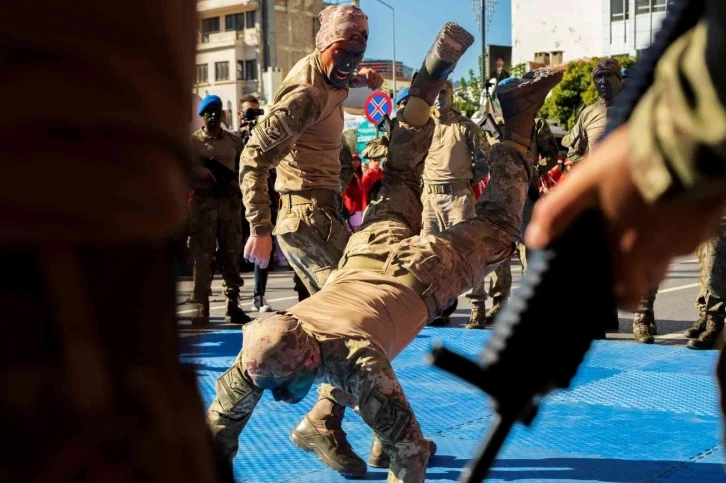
[481,0,486,81]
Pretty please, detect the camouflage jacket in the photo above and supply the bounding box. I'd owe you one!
[239,52,351,236]
[564,100,611,164]
[423,110,489,184]
[531,118,560,181]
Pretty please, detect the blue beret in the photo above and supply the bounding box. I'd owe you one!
[395,87,410,105]
[497,77,518,87]
[198,95,223,116]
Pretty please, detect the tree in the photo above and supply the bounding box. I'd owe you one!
[539,55,636,130]
[454,68,482,117]
[510,62,527,78]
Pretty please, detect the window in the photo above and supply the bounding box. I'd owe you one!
[215,61,229,81]
[245,60,257,80]
[195,64,208,84]
[245,11,256,29]
[201,17,220,42]
[610,0,629,21]
[225,13,244,31]
[636,0,666,13]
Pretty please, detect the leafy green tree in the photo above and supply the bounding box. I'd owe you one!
[510,62,527,78]
[454,68,482,117]
[539,55,636,129]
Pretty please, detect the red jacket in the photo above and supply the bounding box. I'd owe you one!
[343,173,366,213]
[361,167,384,199]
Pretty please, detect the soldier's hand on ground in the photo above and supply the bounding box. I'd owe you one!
[196,167,217,182]
[244,234,273,269]
[358,68,384,90]
[525,126,726,310]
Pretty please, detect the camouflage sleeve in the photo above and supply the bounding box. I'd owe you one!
[565,112,587,164]
[629,18,726,203]
[339,141,354,191]
[462,118,490,184]
[534,118,560,176]
[239,86,324,236]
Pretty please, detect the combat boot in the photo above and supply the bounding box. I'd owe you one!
[687,315,724,350]
[684,312,708,339]
[225,293,251,325]
[190,300,209,326]
[485,298,505,325]
[368,434,438,468]
[465,306,487,329]
[632,313,655,344]
[290,398,366,478]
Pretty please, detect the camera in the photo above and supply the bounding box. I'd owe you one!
[242,107,264,121]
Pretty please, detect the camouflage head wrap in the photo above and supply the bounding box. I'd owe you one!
[362,136,388,159]
[241,314,314,381]
[592,57,623,80]
[316,5,369,52]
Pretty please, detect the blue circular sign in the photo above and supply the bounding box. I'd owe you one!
[364,91,393,124]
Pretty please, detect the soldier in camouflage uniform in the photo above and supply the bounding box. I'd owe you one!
[524,3,726,444]
[189,95,251,326]
[419,80,490,327]
[207,26,564,481]
[467,115,560,329]
[563,58,623,165]
[685,225,726,350]
[239,5,383,460]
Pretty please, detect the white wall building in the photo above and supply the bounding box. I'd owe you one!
[194,0,324,131]
[512,0,671,68]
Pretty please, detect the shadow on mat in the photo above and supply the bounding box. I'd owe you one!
[407,455,726,481]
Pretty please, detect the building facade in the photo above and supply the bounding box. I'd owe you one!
[195,0,324,130]
[512,0,672,68]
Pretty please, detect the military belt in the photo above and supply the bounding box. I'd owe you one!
[280,189,340,210]
[423,179,471,195]
[503,140,529,155]
[340,255,438,318]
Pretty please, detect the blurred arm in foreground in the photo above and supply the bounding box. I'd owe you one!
[0,1,230,482]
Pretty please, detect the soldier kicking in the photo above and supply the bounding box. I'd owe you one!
[208,23,565,482]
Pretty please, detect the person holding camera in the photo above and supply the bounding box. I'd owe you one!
[237,95,273,313]
[189,95,251,326]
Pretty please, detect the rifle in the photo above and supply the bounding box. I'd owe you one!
[201,156,239,195]
[477,112,502,141]
[429,3,704,480]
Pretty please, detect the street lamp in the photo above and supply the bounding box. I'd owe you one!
[369,0,396,96]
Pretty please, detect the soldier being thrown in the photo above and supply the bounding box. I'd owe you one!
[208,24,564,482]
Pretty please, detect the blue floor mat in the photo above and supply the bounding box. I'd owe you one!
[181,327,725,482]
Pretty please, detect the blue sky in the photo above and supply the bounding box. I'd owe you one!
[358,0,511,82]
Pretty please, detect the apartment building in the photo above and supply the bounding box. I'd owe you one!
[195,0,324,130]
[512,0,673,69]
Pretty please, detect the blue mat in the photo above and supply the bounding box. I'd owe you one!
[180,328,725,482]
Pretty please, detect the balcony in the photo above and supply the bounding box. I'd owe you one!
[198,28,259,50]
[197,0,258,13]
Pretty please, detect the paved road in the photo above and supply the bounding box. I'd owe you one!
[177,255,705,346]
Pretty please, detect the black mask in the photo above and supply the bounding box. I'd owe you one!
[324,44,365,89]
[594,71,622,103]
[203,107,222,129]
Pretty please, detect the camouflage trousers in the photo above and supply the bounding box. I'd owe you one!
[636,224,726,316]
[273,199,350,295]
[420,185,488,309]
[189,192,243,301]
[273,198,351,420]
